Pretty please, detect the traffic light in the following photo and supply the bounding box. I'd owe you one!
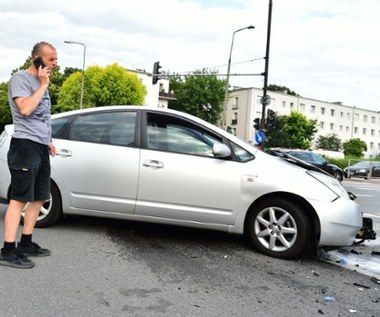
[152,61,161,85]
[265,109,275,130]
[253,118,261,130]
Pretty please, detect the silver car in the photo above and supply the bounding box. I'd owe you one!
[0,106,371,259]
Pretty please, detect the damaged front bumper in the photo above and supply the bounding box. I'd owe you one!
[356,217,377,241]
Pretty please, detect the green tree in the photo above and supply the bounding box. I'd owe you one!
[268,84,298,96]
[315,133,342,151]
[343,138,367,158]
[266,111,317,149]
[168,69,225,124]
[0,82,11,132]
[54,63,147,113]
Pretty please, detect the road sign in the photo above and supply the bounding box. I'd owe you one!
[255,131,265,144]
[260,95,271,106]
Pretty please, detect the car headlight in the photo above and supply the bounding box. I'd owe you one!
[307,170,349,199]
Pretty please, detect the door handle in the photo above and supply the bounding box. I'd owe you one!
[56,149,73,158]
[143,160,164,169]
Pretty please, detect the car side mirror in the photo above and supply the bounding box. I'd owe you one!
[213,143,231,158]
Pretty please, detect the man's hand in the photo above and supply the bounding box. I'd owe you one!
[48,143,56,157]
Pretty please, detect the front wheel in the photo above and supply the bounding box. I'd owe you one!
[333,171,343,182]
[246,198,311,259]
[21,181,62,228]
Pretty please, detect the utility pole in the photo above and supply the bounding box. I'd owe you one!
[260,0,273,128]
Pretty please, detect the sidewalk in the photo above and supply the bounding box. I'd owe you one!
[342,177,380,184]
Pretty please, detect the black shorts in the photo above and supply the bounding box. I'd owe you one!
[8,138,51,203]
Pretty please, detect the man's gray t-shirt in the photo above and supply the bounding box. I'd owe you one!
[8,70,51,145]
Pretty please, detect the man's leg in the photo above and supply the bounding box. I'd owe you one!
[0,200,35,268]
[22,200,44,235]
[17,200,51,257]
[3,199,26,243]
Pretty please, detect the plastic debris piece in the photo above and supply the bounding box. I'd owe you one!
[350,249,361,254]
[370,277,380,284]
[324,296,335,302]
[353,282,370,289]
[339,258,348,265]
[348,309,357,313]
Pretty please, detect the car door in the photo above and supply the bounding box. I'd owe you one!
[135,111,243,225]
[372,163,380,177]
[52,110,139,214]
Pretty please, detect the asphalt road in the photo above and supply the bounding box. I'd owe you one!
[0,206,379,316]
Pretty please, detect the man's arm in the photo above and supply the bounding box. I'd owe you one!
[14,67,50,117]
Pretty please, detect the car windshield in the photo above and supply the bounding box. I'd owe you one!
[352,161,370,168]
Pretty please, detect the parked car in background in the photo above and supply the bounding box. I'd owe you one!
[0,106,374,259]
[344,161,380,179]
[266,149,344,182]
[286,150,344,182]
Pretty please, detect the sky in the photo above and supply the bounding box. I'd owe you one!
[0,0,379,112]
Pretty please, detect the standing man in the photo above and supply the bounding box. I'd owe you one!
[0,42,57,269]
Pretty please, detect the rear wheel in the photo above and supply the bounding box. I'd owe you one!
[246,198,310,259]
[21,181,62,228]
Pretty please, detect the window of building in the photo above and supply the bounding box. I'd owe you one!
[347,112,350,119]
[310,105,316,113]
[371,129,375,136]
[321,107,325,115]
[355,113,359,121]
[329,123,334,130]
[232,97,239,109]
[340,112,344,118]
[320,121,325,129]
[339,125,343,131]
[371,116,375,124]
[330,109,335,116]
[363,128,367,135]
[282,101,286,108]
[354,127,358,134]
[346,126,350,133]
[363,115,368,123]
[290,102,294,109]
[370,142,374,149]
[300,103,305,112]
[231,112,238,125]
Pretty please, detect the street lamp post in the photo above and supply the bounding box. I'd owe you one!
[64,40,86,109]
[222,25,255,130]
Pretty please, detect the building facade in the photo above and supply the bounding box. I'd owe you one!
[227,87,380,158]
[131,69,176,108]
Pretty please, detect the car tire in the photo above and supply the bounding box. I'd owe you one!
[21,181,62,228]
[333,171,343,182]
[246,198,310,259]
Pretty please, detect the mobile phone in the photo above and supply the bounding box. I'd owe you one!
[33,57,46,69]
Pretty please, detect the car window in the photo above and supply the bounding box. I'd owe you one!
[146,112,221,157]
[230,142,254,162]
[290,152,310,162]
[70,111,137,146]
[310,153,326,164]
[51,116,73,139]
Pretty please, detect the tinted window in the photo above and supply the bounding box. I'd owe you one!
[230,142,254,162]
[70,111,137,146]
[146,113,221,157]
[51,116,73,139]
